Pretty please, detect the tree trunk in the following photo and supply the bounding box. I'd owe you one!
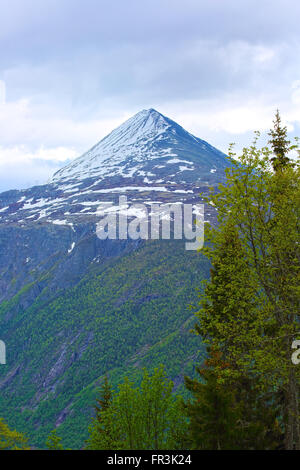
[284,368,300,450]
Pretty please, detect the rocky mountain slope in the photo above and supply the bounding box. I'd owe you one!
[0,109,229,447]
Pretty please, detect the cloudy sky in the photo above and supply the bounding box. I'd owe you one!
[0,0,300,192]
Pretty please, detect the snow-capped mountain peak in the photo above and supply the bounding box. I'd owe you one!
[99,108,173,147]
[51,108,227,185]
[0,109,229,226]
[52,108,175,183]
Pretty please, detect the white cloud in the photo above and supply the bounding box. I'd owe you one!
[0,80,5,104]
[0,93,127,149]
[0,145,77,166]
[0,145,78,191]
[0,87,132,190]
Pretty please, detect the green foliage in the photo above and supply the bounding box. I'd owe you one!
[0,417,29,450]
[86,376,114,449]
[46,429,64,450]
[87,366,188,450]
[95,376,113,420]
[0,240,208,448]
[193,121,300,448]
[268,109,293,171]
[185,349,282,450]
[185,350,239,450]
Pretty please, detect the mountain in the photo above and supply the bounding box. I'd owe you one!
[52,108,227,186]
[0,109,227,230]
[0,109,228,448]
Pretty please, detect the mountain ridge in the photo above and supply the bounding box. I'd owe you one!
[0,109,227,228]
[52,108,227,184]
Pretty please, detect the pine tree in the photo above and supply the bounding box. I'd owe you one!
[86,375,115,450]
[95,375,113,422]
[185,349,282,450]
[268,109,292,171]
[185,350,240,450]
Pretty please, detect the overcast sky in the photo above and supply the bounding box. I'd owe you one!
[0,0,300,192]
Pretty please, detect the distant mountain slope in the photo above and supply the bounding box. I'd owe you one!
[0,109,229,448]
[0,239,209,448]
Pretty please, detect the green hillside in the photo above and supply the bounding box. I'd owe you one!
[0,239,209,448]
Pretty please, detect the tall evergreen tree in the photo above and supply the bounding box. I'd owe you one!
[95,375,113,422]
[185,350,240,450]
[86,375,115,450]
[185,349,282,449]
[268,109,292,171]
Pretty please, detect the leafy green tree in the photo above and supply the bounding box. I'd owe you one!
[136,367,186,449]
[46,429,64,450]
[194,119,299,449]
[0,418,29,450]
[87,366,188,449]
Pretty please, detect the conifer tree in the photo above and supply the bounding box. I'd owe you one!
[185,350,240,450]
[86,375,115,450]
[268,109,292,171]
[185,350,282,449]
[95,375,113,422]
